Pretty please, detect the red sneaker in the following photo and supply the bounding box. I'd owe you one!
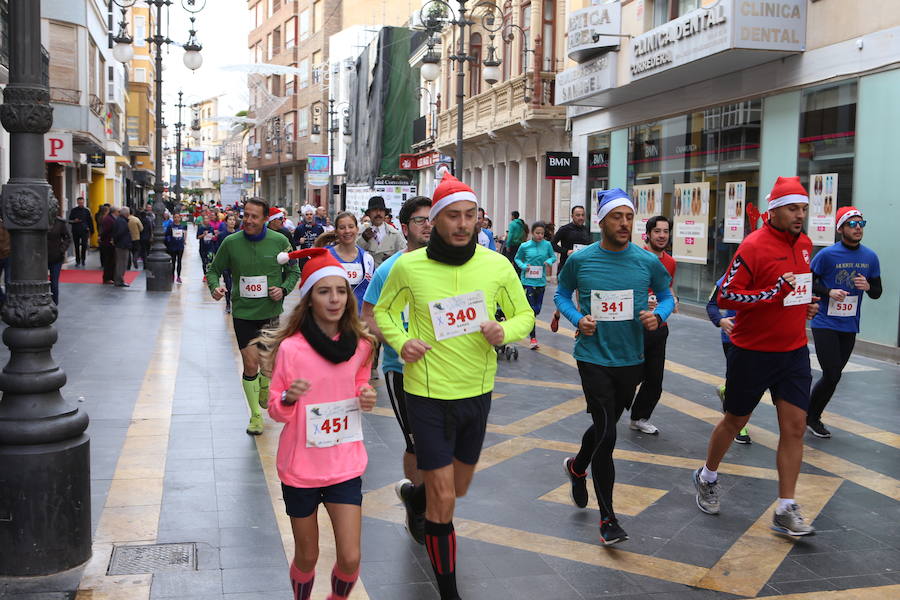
[529,337,539,349]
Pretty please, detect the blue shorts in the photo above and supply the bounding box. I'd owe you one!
[405,392,491,471]
[281,477,362,519]
[724,345,812,416]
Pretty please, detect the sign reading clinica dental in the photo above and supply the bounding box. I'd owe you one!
[630,0,806,80]
[567,1,622,62]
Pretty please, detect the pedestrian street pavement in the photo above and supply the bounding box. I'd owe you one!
[1,239,898,600]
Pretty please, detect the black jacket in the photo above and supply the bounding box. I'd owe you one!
[112,216,132,249]
[552,222,592,270]
[68,206,94,235]
[47,218,72,264]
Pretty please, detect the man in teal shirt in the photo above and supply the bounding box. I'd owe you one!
[554,188,673,546]
[504,210,527,274]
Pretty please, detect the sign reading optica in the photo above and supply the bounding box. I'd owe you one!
[567,2,622,62]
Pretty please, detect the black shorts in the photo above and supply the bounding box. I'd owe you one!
[405,392,491,471]
[281,477,362,519]
[725,345,812,416]
[232,316,279,350]
[384,370,415,455]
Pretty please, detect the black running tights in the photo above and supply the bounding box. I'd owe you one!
[808,328,856,422]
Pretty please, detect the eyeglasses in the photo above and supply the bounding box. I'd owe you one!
[845,220,867,228]
[408,216,431,225]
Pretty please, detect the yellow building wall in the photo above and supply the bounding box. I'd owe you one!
[88,171,106,247]
[341,0,413,28]
[806,0,900,50]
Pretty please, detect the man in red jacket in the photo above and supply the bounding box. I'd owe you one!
[693,176,820,536]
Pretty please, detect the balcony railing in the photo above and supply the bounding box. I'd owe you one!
[50,87,81,105]
[89,94,103,116]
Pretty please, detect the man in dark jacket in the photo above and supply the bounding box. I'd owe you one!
[67,196,93,267]
[139,205,154,267]
[100,206,118,284]
[47,215,72,304]
[112,207,133,287]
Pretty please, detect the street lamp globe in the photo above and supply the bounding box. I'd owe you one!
[421,60,440,82]
[113,40,134,63]
[343,132,352,145]
[483,64,501,85]
[161,124,170,138]
[183,48,203,71]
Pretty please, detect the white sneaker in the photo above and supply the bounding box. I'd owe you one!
[629,419,659,434]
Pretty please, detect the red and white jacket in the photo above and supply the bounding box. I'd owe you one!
[718,222,812,352]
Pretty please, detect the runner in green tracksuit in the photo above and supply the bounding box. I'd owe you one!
[206,198,300,435]
[374,173,533,600]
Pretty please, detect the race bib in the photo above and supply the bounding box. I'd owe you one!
[341,262,363,285]
[572,244,587,252]
[783,273,812,307]
[525,265,542,279]
[827,295,859,317]
[590,289,634,321]
[429,291,488,341]
[239,275,268,298]
[173,229,184,239]
[305,398,363,448]
[204,232,214,241]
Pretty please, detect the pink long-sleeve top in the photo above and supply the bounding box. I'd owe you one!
[268,331,372,488]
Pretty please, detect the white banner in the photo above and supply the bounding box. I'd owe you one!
[723,181,746,243]
[673,181,710,264]
[809,173,837,246]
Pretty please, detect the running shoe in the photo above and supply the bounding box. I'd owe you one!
[771,504,815,536]
[599,519,628,546]
[692,467,720,515]
[734,427,752,444]
[807,420,831,438]
[530,337,539,349]
[550,313,560,332]
[176,277,182,284]
[245,415,264,436]
[394,479,425,545]
[629,419,659,434]
[563,457,588,508]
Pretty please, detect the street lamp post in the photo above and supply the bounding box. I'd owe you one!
[311,98,351,217]
[174,90,186,207]
[264,115,283,206]
[112,0,205,291]
[419,0,532,178]
[0,0,90,575]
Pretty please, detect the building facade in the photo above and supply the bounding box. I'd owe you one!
[558,0,900,351]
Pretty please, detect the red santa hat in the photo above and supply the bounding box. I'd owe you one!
[835,206,863,230]
[430,172,477,221]
[276,248,348,298]
[267,206,285,223]
[765,176,808,211]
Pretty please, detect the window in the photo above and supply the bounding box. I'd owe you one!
[134,14,145,47]
[272,27,281,55]
[284,111,296,142]
[285,16,296,48]
[127,115,140,144]
[468,33,481,97]
[285,64,296,95]
[299,58,309,88]
[255,2,264,28]
[250,3,258,29]
[312,50,322,84]
[519,0,532,74]
[271,74,282,95]
[313,0,323,32]
[502,0,512,81]
[542,0,555,71]
[88,39,98,97]
[267,32,274,59]
[298,107,309,137]
[299,9,310,41]
[48,22,78,91]
[272,0,280,13]
[134,67,146,82]
[267,0,273,18]
[254,43,263,63]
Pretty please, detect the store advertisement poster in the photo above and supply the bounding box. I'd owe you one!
[809,173,838,246]
[723,181,746,244]
[589,188,604,233]
[673,181,710,264]
[308,154,330,187]
[630,184,662,245]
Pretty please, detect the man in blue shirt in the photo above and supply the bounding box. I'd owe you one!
[807,206,882,438]
[554,188,673,546]
[477,208,497,251]
[361,195,433,544]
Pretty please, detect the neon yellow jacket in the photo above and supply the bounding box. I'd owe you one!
[374,245,534,400]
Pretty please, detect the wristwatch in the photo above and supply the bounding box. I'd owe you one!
[655,314,663,326]
[281,390,288,404]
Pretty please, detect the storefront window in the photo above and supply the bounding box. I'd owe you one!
[585,132,609,207]
[797,80,857,246]
[627,99,762,303]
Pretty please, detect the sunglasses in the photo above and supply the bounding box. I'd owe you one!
[845,220,867,228]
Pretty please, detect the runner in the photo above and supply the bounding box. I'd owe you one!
[259,248,376,600]
[164,213,187,284]
[705,276,752,444]
[219,213,242,315]
[550,205,592,332]
[693,176,820,536]
[374,174,533,600]
[326,211,375,315]
[361,196,433,542]
[196,214,219,274]
[206,198,300,435]
[476,208,496,250]
[555,188,674,546]
[293,205,324,250]
[267,206,296,250]
[807,206,882,438]
[628,216,677,434]
[514,221,556,349]
[503,210,528,273]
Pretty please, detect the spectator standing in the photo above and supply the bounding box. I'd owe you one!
[127,207,144,268]
[47,214,72,304]
[113,207,133,287]
[357,196,404,267]
[100,206,118,284]
[68,196,93,267]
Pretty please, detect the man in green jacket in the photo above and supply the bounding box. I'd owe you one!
[375,173,533,600]
[504,210,527,274]
[207,198,300,435]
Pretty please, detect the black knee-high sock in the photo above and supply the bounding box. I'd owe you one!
[425,520,459,600]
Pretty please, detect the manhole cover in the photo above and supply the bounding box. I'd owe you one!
[107,543,197,575]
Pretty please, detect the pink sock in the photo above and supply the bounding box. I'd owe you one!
[327,564,359,600]
[289,562,315,600]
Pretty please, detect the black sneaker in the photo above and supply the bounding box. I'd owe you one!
[394,479,425,545]
[807,420,831,438]
[599,519,628,546]
[563,457,588,508]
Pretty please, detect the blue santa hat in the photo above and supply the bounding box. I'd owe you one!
[596,188,635,223]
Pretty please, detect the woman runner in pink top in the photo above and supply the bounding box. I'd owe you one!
[260,247,377,600]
